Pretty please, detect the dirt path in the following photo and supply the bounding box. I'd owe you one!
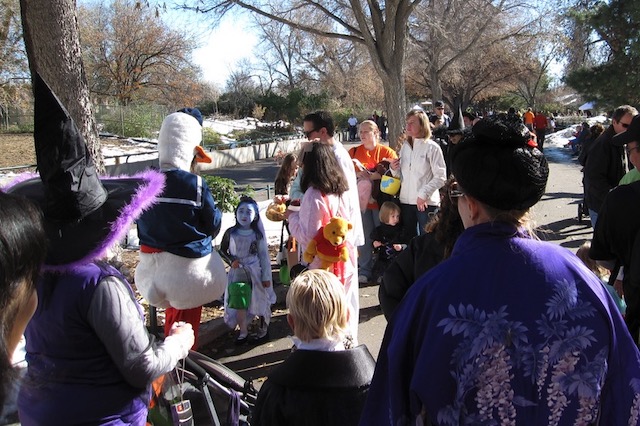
[0,133,36,168]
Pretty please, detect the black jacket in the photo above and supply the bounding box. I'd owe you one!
[590,181,640,341]
[379,231,444,320]
[252,345,376,426]
[583,126,626,213]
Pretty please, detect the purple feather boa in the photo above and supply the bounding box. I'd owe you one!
[2,169,165,273]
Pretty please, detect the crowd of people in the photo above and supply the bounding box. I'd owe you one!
[3,75,640,426]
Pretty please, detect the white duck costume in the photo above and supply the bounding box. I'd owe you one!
[135,110,226,345]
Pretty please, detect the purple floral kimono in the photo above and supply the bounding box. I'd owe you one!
[361,222,640,425]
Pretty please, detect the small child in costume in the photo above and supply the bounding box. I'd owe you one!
[221,197,276,344]
[370,201,407,284]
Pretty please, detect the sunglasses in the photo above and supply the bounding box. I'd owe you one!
[448,182,466,205]
[621,122,631,129]
[304,129,318,139]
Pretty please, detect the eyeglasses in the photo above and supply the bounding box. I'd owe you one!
[304,128,318,139]
[621,122,631,129]
[448,182,466,205]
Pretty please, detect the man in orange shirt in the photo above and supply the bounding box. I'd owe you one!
[534,111,548,151]
[523,107,535,131]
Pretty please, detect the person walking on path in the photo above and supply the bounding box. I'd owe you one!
[348,114,358,142]
[523,107,535,130]
[534,110,548,151]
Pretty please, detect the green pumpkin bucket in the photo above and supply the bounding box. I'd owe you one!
[279,263,291,285]
[228,267,252,309]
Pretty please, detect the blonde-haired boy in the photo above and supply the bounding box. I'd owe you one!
[286,269,350,346]
[253,270,376,425]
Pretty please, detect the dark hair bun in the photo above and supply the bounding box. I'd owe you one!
[451,115,548,211]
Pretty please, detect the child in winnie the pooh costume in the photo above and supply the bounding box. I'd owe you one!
[135,109,227,348]
[287,142,360,342]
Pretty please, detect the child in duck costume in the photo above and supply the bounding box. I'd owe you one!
[135,109,227,348]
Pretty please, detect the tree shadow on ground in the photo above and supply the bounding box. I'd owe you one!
[539,191,583,203]
[536,217,592,250]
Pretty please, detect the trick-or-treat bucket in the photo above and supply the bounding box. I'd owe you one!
[279,264,291,285]
[380,171,401,195]
[228,268,252,309]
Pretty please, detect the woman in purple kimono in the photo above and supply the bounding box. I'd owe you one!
[361,115,640,425]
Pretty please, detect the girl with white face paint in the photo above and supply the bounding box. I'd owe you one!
[220,197,276,344]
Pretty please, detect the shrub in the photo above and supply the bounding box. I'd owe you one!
[230,123,296,143]
[202,175,255,213]
[98,105,165,138]
[203,175,239,213]
[202,127,222,146]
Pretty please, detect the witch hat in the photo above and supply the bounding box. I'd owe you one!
[4,74,164,271]
[447,104,465,135]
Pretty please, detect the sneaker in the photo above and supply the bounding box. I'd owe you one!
[249,327,269,343]
[235,332,248,345]
[358,275,369,284]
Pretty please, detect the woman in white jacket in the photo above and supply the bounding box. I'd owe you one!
[390,108,447,238]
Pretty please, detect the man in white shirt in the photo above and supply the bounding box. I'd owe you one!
[348,114,358,141]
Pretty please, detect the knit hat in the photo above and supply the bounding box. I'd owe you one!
[451,114,548,211]
[4,74,164,271]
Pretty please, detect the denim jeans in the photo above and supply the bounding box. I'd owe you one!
[589,209,598,228]
[401,204,438,238]
[358,208,380,279]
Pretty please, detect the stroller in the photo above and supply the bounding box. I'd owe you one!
[147,306,258,426]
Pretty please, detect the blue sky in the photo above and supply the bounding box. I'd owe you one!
[175,11,258,88]
[77,1,258,88]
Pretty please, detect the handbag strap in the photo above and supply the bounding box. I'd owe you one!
[320,193,345,223]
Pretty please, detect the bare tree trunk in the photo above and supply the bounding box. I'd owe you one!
[382,70,407,152]
[429,65,443,105]
[20,0,104,172]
